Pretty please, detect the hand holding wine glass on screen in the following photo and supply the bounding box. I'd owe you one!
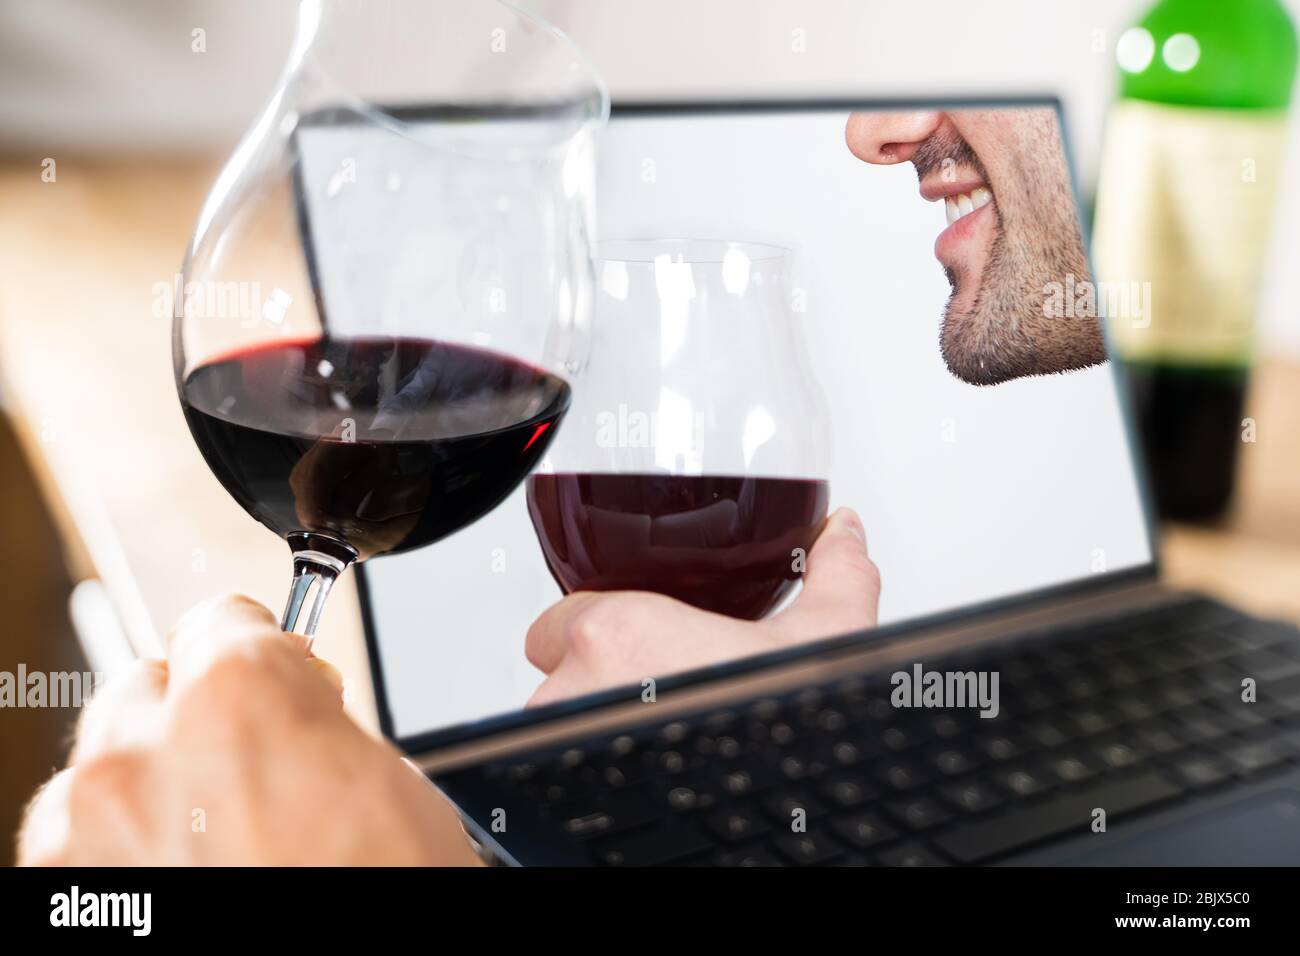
[523,239,876,701]
[525,506,880,707]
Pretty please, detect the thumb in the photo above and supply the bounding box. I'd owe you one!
[773,507,880,639]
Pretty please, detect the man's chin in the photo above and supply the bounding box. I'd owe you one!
[939,303,1027,387]
[940,305,1110,387]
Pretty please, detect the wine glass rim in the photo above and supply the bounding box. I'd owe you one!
[595,238,789,263]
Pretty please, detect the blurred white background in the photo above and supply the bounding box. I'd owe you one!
[2,0,1296,351]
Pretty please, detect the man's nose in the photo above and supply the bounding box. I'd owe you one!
[844,111,944,164]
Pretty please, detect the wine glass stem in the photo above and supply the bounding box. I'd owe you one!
[280,533,357,645]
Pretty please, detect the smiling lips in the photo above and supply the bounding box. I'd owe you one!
[925,178,995,268]
[943,187,992,226]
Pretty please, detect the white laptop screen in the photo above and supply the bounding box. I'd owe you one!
[355,101,1154,744]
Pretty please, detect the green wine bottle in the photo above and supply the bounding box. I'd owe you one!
[1093,0,1297,520]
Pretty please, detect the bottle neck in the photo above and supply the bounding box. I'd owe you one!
[1119,0,1297,110]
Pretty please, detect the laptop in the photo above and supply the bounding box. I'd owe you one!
[344,97,1300,866]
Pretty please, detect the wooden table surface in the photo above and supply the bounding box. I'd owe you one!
[0,160,379,724]
[1,159,1297,734]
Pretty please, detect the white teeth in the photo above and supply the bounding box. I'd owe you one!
[942,188,991,227]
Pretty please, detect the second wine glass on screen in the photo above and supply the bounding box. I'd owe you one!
[526,239,832,621]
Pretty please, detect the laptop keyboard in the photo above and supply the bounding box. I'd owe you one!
[482,598,1300,865]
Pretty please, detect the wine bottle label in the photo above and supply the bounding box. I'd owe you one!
[1092,100,1289,366]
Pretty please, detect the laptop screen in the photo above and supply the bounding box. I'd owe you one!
[357,100,1155,746]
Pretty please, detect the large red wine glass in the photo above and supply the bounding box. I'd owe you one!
[173,0,606,639]
[526,239,832,621]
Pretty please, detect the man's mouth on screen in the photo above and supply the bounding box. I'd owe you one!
[921,174,996,304]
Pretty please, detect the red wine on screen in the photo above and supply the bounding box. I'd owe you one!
[526,473,829,620]
[182,335,569,561]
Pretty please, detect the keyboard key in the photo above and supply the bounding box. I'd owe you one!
[1093,741,1142,771]
[1184,633,1237,662]
[1170,712,1233,743]
[701,710,737,735]
[877,757,936,792]
[1024,718,1075,749]
[762,789,827,825]
[774,752,826,781]
[658,721,692,745]
[1100,660,1144,688]
[796,687,826,710]
[1112,695,1158,723]
[831,810,899,850]
[940,778,1003,814]
[931,771,1183,863]
[881,724,930,752]
[705,809,770,844]
[816,709,849,734]
[1009,685,1060,713]
[1226,621,1295,652]
[1071,708,1114,737]
[659,750,689,774]
[714,736,744,760]
[1132,722,1186,756]
[1230,651,1300,683]
[1138,645,1196,674]
[1219,737,1292,777]
[993,766,1052,798]
[976,733,1024,762]
[830,740,869,765]
[595,824,713,866]
[932,747,978,776]
[770,722,798,746]
[930,714,965,739]
[1150,678,1206,711]
[876,842,948,866]
[663,784,711,812]
[1062,674,1103,700]
[886,795,953,831]
[717,764,775,796]
[819,771,876,809]
[505,762,537,783]
[717,844,784,867]
[1171,754,1231,789]
[773,828,844,865]
[1043,754,1097,785]
[558,792,659,839]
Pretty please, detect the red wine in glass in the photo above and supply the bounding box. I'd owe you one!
[182,335,569,565]
[526,472,829,620]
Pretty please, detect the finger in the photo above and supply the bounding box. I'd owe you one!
[16,767,74,866]
[166,593,285,687]
[69,658,169,765]
[168,594,347,709]
[306,656,345,698]
[777,507,881,635]
[524,591,602,674]
[526,669,586,709]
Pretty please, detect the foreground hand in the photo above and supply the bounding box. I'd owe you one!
[526,507,881,707]
[18,595,482,866]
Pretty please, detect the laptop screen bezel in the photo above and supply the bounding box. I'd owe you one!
[354,94,1163,755]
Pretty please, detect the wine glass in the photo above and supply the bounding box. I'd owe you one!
[525,239,832,621]
[173,0,607,639]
